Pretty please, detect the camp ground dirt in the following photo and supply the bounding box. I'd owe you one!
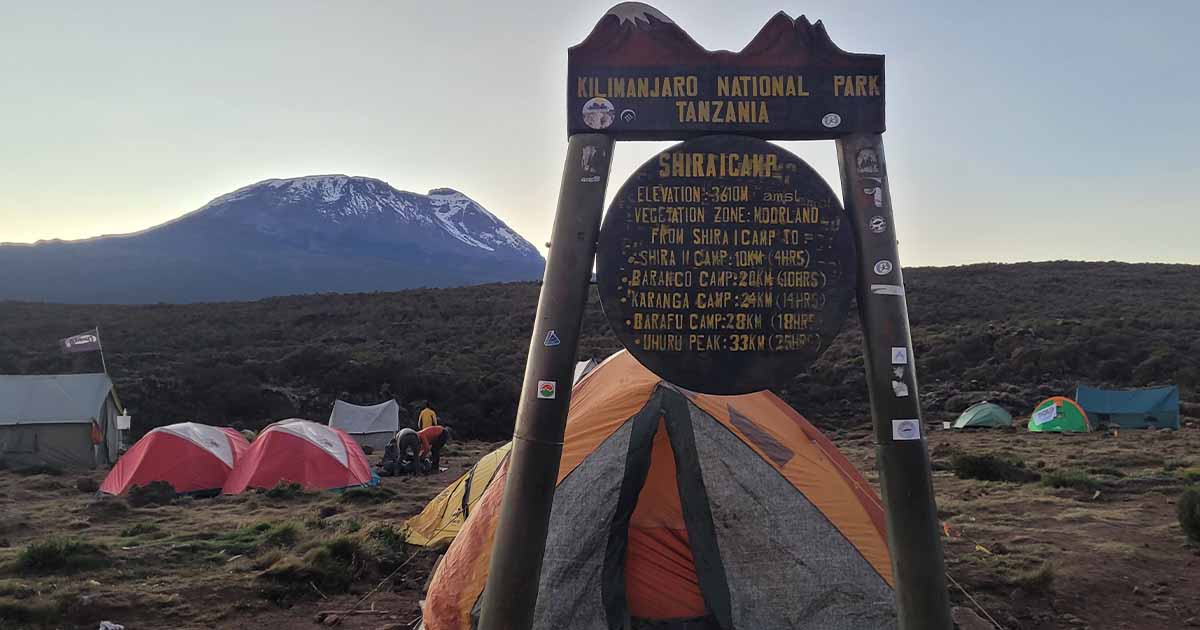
[0,426,1198,629]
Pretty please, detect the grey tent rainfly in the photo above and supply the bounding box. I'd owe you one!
[328,399,401,451]
[0,373,122,469]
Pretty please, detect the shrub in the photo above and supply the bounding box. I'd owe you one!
[1180,487,1200,544]
[127,481,177,507]
[1183,468,1200,483]
[1041,469,1101,491]
[951,453,1040,483]
[17,538,106,574]
[263,481,306,500]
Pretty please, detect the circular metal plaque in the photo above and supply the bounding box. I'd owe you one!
[596,135,856,394]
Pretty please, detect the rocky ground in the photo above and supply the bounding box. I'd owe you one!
[1,425,1198,630]
[841,422,1200,630]
[0,441,499,630]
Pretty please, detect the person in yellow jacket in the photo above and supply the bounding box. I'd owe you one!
[418,403,439,430]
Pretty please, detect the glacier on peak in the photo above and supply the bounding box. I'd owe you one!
[196,175,538,256]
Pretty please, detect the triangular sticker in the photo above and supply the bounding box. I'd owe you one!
[543,330,561,347]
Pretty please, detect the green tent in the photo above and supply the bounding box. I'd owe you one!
[1027,397,1090,433]
[953,402,1013,429]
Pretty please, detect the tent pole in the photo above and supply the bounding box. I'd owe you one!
[835,133,953,630]
[97,326,108,374]
[478,133,614,630]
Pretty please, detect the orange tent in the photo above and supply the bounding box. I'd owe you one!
[422,351,895,629]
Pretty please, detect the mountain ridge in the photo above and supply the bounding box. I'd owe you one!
[0,175,544,304]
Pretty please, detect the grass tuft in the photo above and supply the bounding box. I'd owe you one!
[1179,486,1200,544]
[0,600,61,625]
[120,522,162,538]
[263,481,306,500]
[127,480,177,507]
[256,536,365,602]
[1010,561,1055,594]
[17,537,106,574]
[951,453,1040,483]
[0,579,32,597]
[339,486,396,504]
[1086,466,1125,478]
[262,522,301,548]
[1041,469,1101,491]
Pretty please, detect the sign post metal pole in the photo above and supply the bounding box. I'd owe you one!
[478,133,614,630]
[836,132,953,630]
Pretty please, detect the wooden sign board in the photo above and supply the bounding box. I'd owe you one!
[568,4,884,141]
[596,135,856,394]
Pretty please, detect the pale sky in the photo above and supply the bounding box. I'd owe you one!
[1,0,1197,266]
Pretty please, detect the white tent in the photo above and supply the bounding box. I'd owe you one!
[0,373,122,469]
[328,400,400,451]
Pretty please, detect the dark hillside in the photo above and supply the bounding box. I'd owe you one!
[1,261,1196,439]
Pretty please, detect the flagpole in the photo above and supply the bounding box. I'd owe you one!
[96,326,108,374]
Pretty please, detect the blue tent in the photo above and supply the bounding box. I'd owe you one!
[1075,385,1179,430]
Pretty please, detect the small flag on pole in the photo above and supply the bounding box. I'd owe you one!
[59,329,101,354]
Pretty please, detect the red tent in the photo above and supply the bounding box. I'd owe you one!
[222,419,374,494]
[100,422,249,495]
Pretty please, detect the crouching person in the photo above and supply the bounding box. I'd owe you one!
[418,425,452,473]
[395,427,422,475]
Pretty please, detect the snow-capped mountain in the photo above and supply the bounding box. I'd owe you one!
[0,175,545,303]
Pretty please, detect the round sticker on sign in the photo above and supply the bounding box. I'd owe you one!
[868,216,887,234]
[873,260,894,276]
[821,113,842,128]
[582,97,615,130]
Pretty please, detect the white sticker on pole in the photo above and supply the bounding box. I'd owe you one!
[1032,404,1058,426]
[890,347,908,365]
[537,380,557,399]
[892,419,922,441]
[870,284,904,296]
